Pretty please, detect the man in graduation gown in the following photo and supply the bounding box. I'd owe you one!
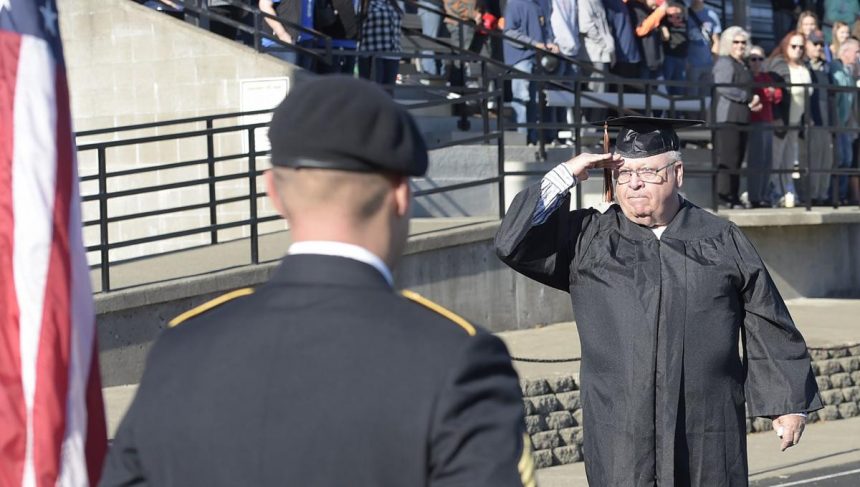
[101,77,535,487]
[495,116,822,486]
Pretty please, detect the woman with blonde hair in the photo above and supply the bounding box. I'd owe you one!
[712,26,759,207]
[796,10,818,38]
[828,21,850,63]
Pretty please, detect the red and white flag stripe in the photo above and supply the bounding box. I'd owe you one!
[1,2,107,486]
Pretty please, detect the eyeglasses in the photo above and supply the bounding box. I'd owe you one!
[749,56,764,61]
[789,44,804,49]
[616,161,678,184]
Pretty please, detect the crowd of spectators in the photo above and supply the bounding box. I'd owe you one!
[140,0,860,207]
[707,5,860,209]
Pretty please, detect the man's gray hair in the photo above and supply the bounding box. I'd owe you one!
[839,38,860,58]
[750,44,766,58]
[718,26,751,57]
[665,150,683,164]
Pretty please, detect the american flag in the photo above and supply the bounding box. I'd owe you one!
[0,1,107,486]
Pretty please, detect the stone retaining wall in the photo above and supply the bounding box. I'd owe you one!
[521,344,860,469]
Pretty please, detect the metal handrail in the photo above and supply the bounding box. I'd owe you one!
[164,0,334,62]
[76,80,503,292]
[496,68,860,213]
[77,62,860,293]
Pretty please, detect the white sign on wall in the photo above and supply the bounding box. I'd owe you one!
[239,77,290,155]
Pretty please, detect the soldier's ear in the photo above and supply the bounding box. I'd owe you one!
[392,175,411,218]
[675,162,684,189]
[265,170,290,219]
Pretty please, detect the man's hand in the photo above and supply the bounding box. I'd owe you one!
[563,152,624,181]
[537,42,560,54]
[749,94,763,112]
[276,28,293,44]
[772,414,806,451]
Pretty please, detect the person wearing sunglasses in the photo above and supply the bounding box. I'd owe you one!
[764,31,815,207]
[712,26,759,208]
[802,29,836,206]
[746,44,782,208]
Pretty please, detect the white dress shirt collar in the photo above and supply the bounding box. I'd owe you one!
[288,241,394,287]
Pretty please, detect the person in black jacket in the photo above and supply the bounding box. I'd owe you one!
[661,1,689,95]
[627,0,665,82]
[100,77,535,487]
[765,31,815,206]
[712,26,761,207]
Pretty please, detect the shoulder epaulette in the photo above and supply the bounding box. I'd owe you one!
[400,290,476,336]
[168,288,255,328]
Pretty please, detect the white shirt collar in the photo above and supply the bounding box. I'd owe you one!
[650,226,667,240]
[288,241,394,287]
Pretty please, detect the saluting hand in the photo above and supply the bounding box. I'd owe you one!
[563,152,624,182]
[772,414,806,451]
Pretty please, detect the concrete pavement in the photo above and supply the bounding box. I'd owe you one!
[496,298,860,486]
[533,416,860,487]
[103,298,860,485]
[498,298,860,382]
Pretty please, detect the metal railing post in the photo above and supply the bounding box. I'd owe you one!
[253,8,261,52]
[574,79,583,208]
[481,60,490,142]
[97,147,110,292]
[538,74,547,161]
[497,78,506,219]
[207,119,219,244]
[645,81,652,116]
[248,127,259,264]
[710,83,718,211]
[803,85,812,210]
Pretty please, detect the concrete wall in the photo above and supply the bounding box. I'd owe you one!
[94,221,574,387]
[60,0,305,130]
[94,214,860,387]
[729,211,860,299]
[60,0,306,262]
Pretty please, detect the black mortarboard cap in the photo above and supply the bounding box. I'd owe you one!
[268,76,428,176]
[595,116,703,158]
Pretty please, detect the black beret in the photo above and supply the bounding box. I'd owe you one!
[268,76,428,176]
[594,116,703,158]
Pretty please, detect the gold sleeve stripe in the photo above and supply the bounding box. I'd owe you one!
[518,433,537,487]
[168,288,255,327]
[400,290,476,336]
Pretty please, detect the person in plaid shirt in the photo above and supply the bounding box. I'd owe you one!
[358,0,403,87]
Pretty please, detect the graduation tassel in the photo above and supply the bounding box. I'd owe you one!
[603,121,614,203]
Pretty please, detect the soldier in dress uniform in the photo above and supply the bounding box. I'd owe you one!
[100,76,535,487]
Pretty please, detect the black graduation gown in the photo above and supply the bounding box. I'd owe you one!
[495,184,822,486]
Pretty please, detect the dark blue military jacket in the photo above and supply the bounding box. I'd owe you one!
[101,254,534,486]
